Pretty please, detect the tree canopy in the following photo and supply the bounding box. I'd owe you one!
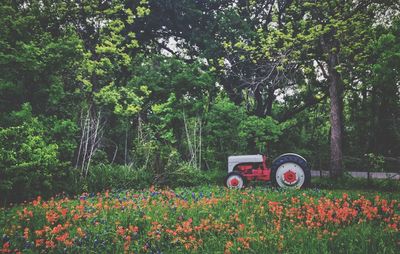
[0,0,399,202]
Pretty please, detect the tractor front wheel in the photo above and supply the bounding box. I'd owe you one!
[225,173,246,189]
[271,154,311,188]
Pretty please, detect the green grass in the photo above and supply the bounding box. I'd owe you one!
[1,186,399,253]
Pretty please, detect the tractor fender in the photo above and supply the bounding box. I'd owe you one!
[272,153,307,165]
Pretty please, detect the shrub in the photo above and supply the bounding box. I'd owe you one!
[82,164,154,192]
[155,162,213,188]
[0,118,68,204]
[311,176,400,192]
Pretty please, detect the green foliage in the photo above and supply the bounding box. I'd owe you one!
[239,115,282,153]
[0,0,399,204]
[312,177,400,193]
[129,55,214,103]
[94,84,148,117]
[365,153,386,172]
[204,96,284,168]
[0,117,67,203]
[158,162,214,188]
[82,164,154,193]
[71,162,223,194]
[150,93,179,144]
[203,96,244,160]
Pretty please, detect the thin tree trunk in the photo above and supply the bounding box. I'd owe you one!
[124,125,128,165]
[198,117,202,170]
[193,117,197,167]
[81,108,91,175]
[75,108,86,168]
[75,105,104,178]
[85,110,101,177]
[183,111,194,165]
[111,140,118,164]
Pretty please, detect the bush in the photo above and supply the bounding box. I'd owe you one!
[0,118,68,204]
[312,176,400,192]
[203,96,284,170]
[155,162,216,188]
[81,164,154,193]
[75,162,225,194]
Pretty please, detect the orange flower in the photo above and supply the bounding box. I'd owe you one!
[23,227,29,240]
[129,225,139,233]
[389,223,397,231]
[46,210,59,224]
[35,229,45,237]
[32,196,42,206]
[45,240,56,249]
[117,226,125,236]
[35,238,44,247]
[52,224,63,234]
[23,208,33,218]
[124,235,131,251]
[76,227,85,237]
[184,243,191,250]
[64,239,73,247]
[56,232,69,243]
[60,208,68,217]
[95,201,103,210]
[225,241,233,248]
[237,237,250,249]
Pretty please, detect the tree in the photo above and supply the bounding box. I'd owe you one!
[368,19,400,156]
[272,0,388,177]
[129,0,305,117]
[65,0,151,174]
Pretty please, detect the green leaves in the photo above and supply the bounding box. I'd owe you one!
[150,93,178,144]
[71,0,151,119]
[239,115,282,146]
[0,117,62,201]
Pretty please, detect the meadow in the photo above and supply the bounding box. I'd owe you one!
[1,186,399,254]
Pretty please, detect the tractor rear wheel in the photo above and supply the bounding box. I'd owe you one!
[271,154,311,188]
[225,173,246,189]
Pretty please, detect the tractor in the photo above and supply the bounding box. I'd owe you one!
[225,153,311,189]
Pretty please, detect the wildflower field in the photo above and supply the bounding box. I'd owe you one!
[1,186,399,253]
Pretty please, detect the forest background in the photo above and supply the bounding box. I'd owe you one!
[1,0,399,204]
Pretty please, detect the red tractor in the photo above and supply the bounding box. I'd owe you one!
[225,153,311,189]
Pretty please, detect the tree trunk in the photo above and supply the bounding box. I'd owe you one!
[327,52,344,178]
[254,85,275,117]
[265,87,275,116]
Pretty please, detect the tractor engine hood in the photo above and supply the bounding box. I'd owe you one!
[228,154,263,173]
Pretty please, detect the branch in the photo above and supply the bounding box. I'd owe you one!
[316,60,329,79]
[278,93,328,123]
[156,40,179,57]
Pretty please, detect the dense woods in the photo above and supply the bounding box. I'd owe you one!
[1,0,399,203]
